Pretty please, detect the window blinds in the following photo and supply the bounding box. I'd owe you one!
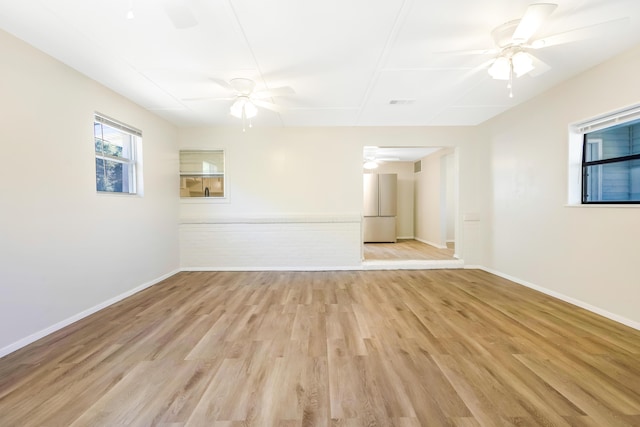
[574,104,640,134]
[95,113,142,137]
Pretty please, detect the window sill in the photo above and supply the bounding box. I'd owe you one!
[97,191,141,197]
[564,204,640,208]
[180,197,229,204]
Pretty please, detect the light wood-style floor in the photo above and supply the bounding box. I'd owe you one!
[1,270,639,426]
[364,239,456,260]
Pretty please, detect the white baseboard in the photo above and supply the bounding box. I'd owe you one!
[475,266,640,331]
[0,269,180,359]
[182,266,362,272]
[414,237,447,249]
[362,259,464,270]
[396,236,414,240]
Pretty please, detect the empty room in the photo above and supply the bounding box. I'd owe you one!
[1,1,639,426]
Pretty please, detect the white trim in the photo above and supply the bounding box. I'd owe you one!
[180,213,361,224]
[362,259,464,270]
[183,259,466,272]
[475,266,640,331]
[415,237,447,249]
[182,266,362,272]
[396,235,415,240]
[564,204,640,209]
[0,270,180,358]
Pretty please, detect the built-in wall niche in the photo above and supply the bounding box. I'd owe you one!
[179,150,225,198]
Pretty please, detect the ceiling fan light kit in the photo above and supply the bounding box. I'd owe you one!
[512,51,534,76]
[229,97,258,119]
[488,56,512,80]
[488,50,535,79]
[126,0,135,19]
[363,160,379,170]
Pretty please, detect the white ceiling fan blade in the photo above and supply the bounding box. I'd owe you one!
[252,86,296,99]
[531,17,630,49]
[252,99,284,113]
[182,96,235,101]
[208,78,236,92]
[512,3,558,44]
[434,48,498,56]
[164,0,198,29]
[528,55,551,77]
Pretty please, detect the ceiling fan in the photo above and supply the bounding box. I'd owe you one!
[454,2,629,97]
[187,78,295,130]
[363,147,400,169]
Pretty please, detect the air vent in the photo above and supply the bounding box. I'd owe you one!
[389,99,416,105]
[414,160,421,173]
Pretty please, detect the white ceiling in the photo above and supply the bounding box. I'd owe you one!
[1,0,640,128]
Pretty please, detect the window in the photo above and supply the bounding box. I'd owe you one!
[94,114,142,194]
[581,118,640,204]
[179,150,225,198]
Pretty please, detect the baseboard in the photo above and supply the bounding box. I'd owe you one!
[362,259,465,270]
[414,237,447,249]
[476,266,640,332]
[396,235,414,240]
[181,266,363,272]
[0,269,180,359]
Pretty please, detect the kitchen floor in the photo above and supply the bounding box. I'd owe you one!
[363,239,456,261]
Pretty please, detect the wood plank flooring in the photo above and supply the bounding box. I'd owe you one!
[364,239,456,261]
[1,269,639,426]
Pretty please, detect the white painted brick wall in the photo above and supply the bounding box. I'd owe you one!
[179,215,362,270]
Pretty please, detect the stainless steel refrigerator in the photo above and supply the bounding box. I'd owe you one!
[363,173,397,243]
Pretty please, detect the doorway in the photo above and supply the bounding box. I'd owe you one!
[362,146,461,268]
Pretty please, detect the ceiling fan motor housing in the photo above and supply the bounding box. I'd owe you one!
[229,78,256,95]
[491,20,521,48]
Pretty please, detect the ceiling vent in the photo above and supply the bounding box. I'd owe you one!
[389,99,416,105]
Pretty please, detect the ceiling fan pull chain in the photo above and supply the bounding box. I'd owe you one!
[508,61,514,98]
[242,107,247,132]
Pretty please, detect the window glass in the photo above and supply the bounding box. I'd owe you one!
[585,119,640,162]
[582,119,640,203]
[94,116,140,194]
[180,150,225,198]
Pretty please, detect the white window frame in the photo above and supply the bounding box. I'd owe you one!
[567,104,640,207]
[584,138,603,202]
[179,149,227,201]
[94,113,143,196]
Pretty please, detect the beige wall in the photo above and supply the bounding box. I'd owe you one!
[179,126,488,269]
[481,44,640,326]
[414,148,456,248]
[0,30,180,354]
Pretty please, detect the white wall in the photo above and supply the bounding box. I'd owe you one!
[444,153,456,242]
[0,30,180,355]
[414,148,457,249]
[178,127,486,269]
[366,162,415,239]
[481,44,640,327]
